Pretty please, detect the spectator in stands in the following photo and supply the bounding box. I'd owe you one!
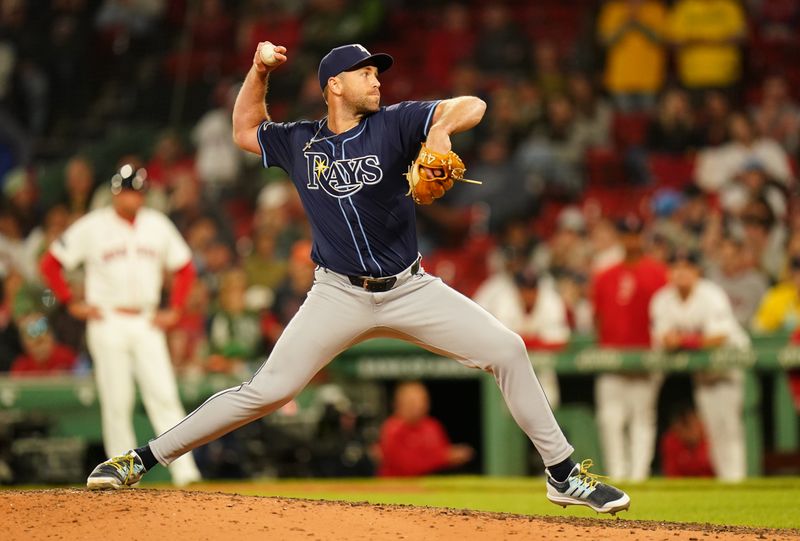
[698,90,732,147]
[680,184,714,249]
[2,166,39,237]
[423,3,475,91]
[200,238,235,296]
[707,235,769,327]
[695,112,793,194]
[646,88,703,154]
[650,188,698,252]
[474,3,528,78]
[22,204,69,284]
[557,270,594,334]
[516,95,588,199]
[0,268,23,372]
[751,75,800,154]
[569,73,613,150]
[650,248,750,482]
[244,227,288,292]
[168,279,210,377]
[207,267,261,376]
[531,41,566,100]
[192,81,243,199]
[591,215,668,481]
[168,174,233,248]
[659,403,714,477]
[377,381,474,477]
[255,179,307,258]
[58,156,96,223]
[597,0,668,112]
[668,0,747,96]
[762,240,800,410]
[184,215,220,273]
[589,216,624,274]
[10,311,77,376]
[484,87,534,147]
[719,159,788,224]
[474,264,568,407]
[449,136,529,229]
[752,255,800,333]
[533,207,591,279]
[739,197,786,282]
[145,131,196,191]
[0,210,29,281]
[261,239,315,350]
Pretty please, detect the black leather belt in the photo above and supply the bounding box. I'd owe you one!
[347,259,420,292]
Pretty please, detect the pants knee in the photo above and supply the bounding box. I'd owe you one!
[247,372,304,413]
[482,332,529,374]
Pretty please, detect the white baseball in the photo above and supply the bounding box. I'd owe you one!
[259,43,278,66]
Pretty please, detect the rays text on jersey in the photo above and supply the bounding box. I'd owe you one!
[303,152,383,198]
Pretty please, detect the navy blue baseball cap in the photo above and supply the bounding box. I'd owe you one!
[318,44,393,91]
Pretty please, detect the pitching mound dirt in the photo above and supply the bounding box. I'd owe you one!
[3,489,799,540]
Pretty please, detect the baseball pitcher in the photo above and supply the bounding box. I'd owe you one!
[86,42,629,514]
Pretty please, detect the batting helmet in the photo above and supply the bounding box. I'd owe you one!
[110,164,148,195]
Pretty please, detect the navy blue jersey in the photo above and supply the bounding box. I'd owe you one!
[257,100,440,277]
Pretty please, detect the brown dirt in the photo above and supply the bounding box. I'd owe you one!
[3,489,799,541]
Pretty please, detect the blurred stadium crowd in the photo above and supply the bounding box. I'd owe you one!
[2,0,800,480]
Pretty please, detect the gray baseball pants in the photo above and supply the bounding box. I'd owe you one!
[150,263,574,467]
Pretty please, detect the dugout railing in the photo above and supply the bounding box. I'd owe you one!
[1,333,797,478]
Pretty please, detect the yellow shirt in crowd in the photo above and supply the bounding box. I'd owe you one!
[668,0,746,88]
[752,282,800,333]
[598,0,667,94]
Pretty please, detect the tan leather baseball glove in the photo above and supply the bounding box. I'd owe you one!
[405,143,474,205]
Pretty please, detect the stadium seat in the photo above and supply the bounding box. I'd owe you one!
[647,154,696,188]
[612,112,650,148]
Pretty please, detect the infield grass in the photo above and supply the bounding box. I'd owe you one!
[188,476,800,530]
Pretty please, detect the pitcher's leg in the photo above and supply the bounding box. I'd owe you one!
[537,368,560,410]
[86,319,137,457]
[131,321,201,484]
[149,281,371,465]
[380,276,573,466]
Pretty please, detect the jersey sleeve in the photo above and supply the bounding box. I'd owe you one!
[649,290,670,346]
[383,100,441,156]
[156,214,192,272]
[161,216,193,271]
[49,215,92,270]
[256,120,295,171]
[703,286,739,338]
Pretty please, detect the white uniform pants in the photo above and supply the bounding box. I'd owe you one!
[595,372,663,482]
[150,266,574,467]
[87,311,201,486]
[693,371,746,482]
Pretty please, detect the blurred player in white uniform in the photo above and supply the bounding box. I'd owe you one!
[474,266,568,408]
[39,164,202,486]
[650,248,749,482]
